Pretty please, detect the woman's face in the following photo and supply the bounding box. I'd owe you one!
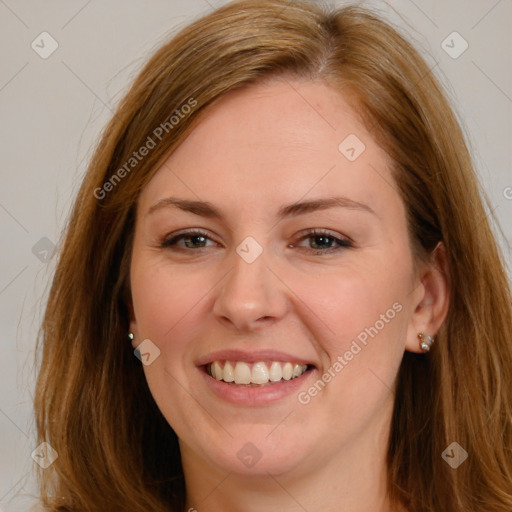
[129,79,424,478]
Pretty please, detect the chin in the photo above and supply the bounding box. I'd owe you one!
[197,426,316,477]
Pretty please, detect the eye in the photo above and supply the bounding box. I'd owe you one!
[291,229,353,255]
[160,228,353,255]
[160,229,218,250]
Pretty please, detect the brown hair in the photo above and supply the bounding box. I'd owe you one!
[34,1,512,510]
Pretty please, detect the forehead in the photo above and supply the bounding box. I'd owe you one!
[139,79,399,221]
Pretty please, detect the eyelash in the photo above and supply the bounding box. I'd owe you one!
[160,229,353,255]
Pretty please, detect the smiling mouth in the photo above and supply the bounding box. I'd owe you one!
[205,360,313,386]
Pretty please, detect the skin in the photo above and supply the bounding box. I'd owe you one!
[129,78,450,512]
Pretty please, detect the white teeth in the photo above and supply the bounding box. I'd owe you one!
[282,362,293,381]
[207,360,308,385]
[213,361,223,381]
[251,362,269,385]
[269,361,282,382]
[234,361,251,384]
[223,361,234,382]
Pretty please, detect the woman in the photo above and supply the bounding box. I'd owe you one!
[34,0,512,510]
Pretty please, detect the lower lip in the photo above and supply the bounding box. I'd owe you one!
[199,367,316,406]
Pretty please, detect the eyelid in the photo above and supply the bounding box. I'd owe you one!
[159,227,353,254]
[165,228,212,239]
[160,228,218,247]
[294,227,353,244]
[291,228,353,254]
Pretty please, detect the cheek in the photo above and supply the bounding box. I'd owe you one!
[131,255,202,335]
[129,259,211,427]
[289,255,410,360]
[129,258,204,380]
[290,263,408,431]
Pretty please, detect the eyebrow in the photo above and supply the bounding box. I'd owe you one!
[146,196,377,219]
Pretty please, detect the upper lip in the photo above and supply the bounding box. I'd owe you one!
[196,349,317,367]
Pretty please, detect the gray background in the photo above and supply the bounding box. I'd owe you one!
[1,1,511,510]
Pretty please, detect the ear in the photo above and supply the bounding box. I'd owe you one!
[405,242,451,353]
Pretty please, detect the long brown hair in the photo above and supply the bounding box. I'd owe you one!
[34,1,512,510]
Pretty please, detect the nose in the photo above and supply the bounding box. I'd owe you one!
[212,247,288,332]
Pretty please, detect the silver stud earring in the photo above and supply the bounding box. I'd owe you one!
[418,332,435,353]
[128,332,134,341]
